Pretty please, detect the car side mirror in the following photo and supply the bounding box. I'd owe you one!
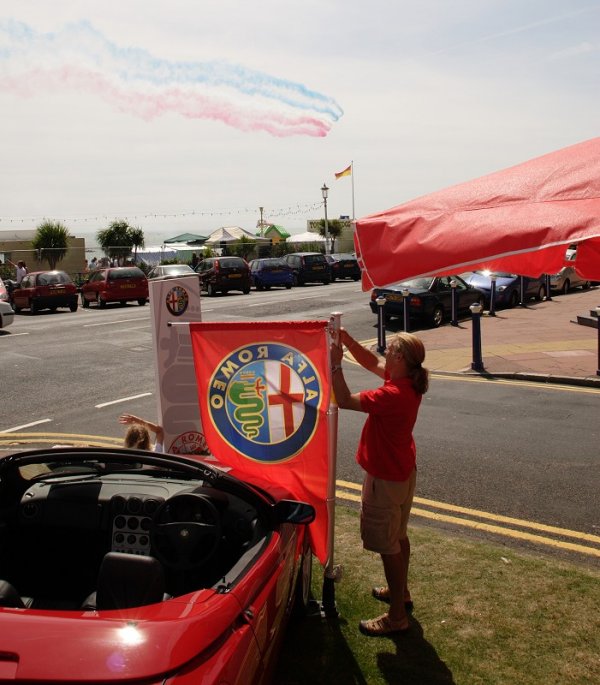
[273,500,315,525]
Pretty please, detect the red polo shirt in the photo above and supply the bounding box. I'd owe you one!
[357,376,422,482]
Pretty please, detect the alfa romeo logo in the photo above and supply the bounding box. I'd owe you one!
[165,285,189,316]
[207,342,323,463]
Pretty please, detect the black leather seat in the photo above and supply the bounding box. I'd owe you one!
[0,580,34,608]
[82,552,168,610]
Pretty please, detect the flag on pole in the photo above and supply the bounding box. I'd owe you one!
[334,163,352,180]
[189,320,332,563]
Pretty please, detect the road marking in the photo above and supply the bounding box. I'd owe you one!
[95,392,152,408]
[1,419,52,432]
[429,373,600,394]
[0,432,123,448]
[0,332,30,338]
[336,479,600,557]
[84,317,148,328]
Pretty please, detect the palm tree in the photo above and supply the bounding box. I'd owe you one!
[32,220,71,270]
[317,218,343,252]
[97,220,142,265]
[129,227,145,262]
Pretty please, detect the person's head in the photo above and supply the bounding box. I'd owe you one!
[17,261,25,268]
[124,424,151,450]
[385,332,429,394]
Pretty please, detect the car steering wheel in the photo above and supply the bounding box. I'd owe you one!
[151,493,222,571]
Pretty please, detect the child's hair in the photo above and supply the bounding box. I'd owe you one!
[124,424,151,450]
[388,332,429,394]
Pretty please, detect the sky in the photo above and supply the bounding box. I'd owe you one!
[1,0,598,246]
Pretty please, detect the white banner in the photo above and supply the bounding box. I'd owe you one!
[149,276,208,455]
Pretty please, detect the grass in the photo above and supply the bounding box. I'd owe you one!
[275,506,600,685]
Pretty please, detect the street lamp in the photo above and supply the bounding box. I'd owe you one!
[321,183,330,255]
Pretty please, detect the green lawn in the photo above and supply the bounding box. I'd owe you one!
[275,506,600,685]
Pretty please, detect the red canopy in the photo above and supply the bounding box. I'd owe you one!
[355,137,600,290]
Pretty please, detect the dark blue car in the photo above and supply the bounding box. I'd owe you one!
[249,258,293,290]
[460,271,546,308]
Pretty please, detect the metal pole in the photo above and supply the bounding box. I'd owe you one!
[321,183,330,256]
[470,303,484,371]
[596,306,600,377]
[376,296,387,354]
[450,280,458,326]
[519,276,526,306]
[402,288,410,332]
[489,274,497,316]
[545,274,552,301]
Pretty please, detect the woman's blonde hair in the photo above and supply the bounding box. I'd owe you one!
[388,332,429,394]
[124,424,151,450]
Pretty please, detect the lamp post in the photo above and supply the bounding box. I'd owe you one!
[401,288,410,332]
[259,206,264,237]
[376,296,387,354]
[321,183,330,255]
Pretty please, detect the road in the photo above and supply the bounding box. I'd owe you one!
[1,280,598,560]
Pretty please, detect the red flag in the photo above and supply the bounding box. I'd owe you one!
[190,320,331,563]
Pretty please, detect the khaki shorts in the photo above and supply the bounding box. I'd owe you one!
[360,469,416,555]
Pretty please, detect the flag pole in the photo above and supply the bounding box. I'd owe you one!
[351,160,355,220]
[321,311,343,617]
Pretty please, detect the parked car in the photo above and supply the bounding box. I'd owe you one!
[325,253,361,281]
[147,263,196,280]
[10,270,79,314]
[370,275,486,328]
[549,266,591,294]
[460,271,546,308]
[194,256,251,296]
[0,276,10,304]
[81,266,148,308]
[0,446,314,684]
[249,257,293,290]
[283,252,330,286]
[0,300,14,329]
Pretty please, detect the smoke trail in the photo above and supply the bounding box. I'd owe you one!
[0,19,344,137]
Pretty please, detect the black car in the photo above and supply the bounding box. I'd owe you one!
[194,256,251,296]
[325,253,361,281]
[282,252,330,286]
[370,275,486,328]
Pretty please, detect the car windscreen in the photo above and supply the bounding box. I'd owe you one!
[108,268,145,280]
[395,278,434,290]
[163,265,193,274]
[262,259,286,267]
[303,254,325,265]
[218,258,246,268]
[37,272,72,285]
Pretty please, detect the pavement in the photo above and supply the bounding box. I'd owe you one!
[370,287,600,388]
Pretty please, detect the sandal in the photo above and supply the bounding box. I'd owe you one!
[359,613,410,637]
[371,586,414,613]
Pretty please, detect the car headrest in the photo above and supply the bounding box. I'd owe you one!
[94,552,166,610]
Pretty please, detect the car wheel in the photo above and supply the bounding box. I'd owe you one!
[256,282,264,291]
[508,290,519,308]
[561,280,570,295]
[137,298,146,306]
[98,293,106,308]
[243,286,250,295]
[353,276,360,282]
[430,305,444,328]
[285,283,292,289]
[330,275,336,282]
[207,283,217,297]
[264,285,271,291]
[120,300,127,306]
[30,299,39,314]
[49,306,58,312]
[69,301,78,312]
[81,294,89,308]
[536,285,546,301]
[323,278,331,285]
[292,539,313,617]
[582,280,591,289]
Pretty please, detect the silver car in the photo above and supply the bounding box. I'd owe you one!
[549,266,591,294]
[0,300,14,330]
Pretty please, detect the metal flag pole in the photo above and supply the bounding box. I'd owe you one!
[351,161,355,220]
[321,311,343,617]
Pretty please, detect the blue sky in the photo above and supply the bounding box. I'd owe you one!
[1,1,598,244]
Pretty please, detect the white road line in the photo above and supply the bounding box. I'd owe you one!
[84,318,148,328]
[2,418,52,432]
[0,332,30,338]
[95,392,152,409]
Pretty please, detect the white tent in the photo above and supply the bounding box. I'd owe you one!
[136,245,177,265]
[286,231,326,244]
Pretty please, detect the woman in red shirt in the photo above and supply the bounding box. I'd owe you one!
[331,329,429,636]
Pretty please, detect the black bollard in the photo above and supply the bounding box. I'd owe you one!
[519,276,526,306]
[376,296,387,354]
[451,280,458,326]
[489,274,497,316]
[545,274,552,301]
[597,306,600,377]
[470,302,484,371]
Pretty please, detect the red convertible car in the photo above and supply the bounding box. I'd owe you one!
[0,447,315,684]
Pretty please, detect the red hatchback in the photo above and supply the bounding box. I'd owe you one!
[81,266,148,308]
[11,270,79,314]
